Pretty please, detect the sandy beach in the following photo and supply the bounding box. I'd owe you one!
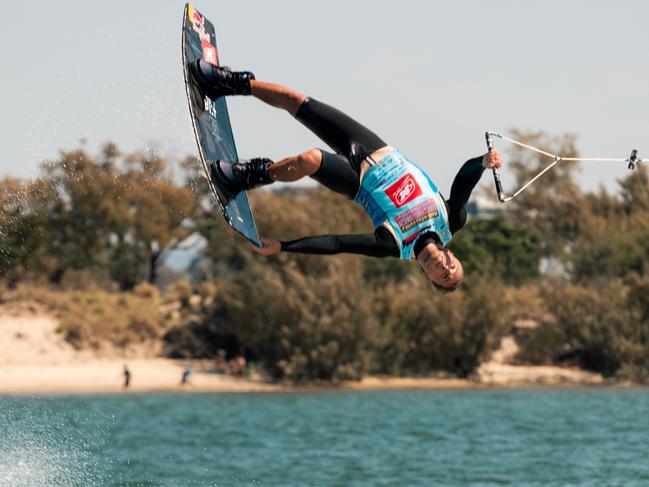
[0,306,605,395]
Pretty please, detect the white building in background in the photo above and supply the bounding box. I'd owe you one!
[155,232,209,292]
[538,255,569,278]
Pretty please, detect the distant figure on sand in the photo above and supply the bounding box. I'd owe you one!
[181,365,193,385]
[229,356,246,376]
[123,365,132,390]
[215,350,227,374]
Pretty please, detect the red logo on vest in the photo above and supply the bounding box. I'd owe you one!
[386,173,422,208]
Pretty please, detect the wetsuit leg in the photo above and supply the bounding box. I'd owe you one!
[295,98,387,174]
[311,151,360,199]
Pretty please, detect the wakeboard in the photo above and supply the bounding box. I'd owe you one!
[182,3,261,246]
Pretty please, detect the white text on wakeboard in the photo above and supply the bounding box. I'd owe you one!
[204,96,217,118]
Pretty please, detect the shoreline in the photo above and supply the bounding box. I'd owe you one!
[0,358,625,396]
[0,306,625,396]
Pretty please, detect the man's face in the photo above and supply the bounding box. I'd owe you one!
[417,244,464,292]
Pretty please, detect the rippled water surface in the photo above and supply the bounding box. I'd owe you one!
[1,389,648,486]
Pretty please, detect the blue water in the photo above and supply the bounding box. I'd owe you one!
[1,390,648,486]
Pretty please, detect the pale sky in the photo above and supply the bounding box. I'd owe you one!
[2,0,648,195]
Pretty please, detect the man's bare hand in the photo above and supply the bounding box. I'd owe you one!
[250,237,281,256]
[482,149,502,169]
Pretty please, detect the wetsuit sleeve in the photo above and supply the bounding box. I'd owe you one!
[446,156,485,233]
[280,227,399,258]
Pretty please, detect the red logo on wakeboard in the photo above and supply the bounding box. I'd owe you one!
[189,5,212,45]
[385,174,422,208]
[202,41,218,65]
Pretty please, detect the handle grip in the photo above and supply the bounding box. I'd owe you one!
[485,132,505,203]
[628,149,638,170]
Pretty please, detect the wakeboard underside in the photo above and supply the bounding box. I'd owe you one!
[182,3,260,246]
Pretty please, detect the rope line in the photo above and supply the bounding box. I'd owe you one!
[485,131,644,203]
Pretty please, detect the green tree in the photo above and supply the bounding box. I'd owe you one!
[38,143,194,288]
[374,279,510,377]
[541,281,634,376]
[451,217,541,285]
[618,164,649,214]
[122,149,195,284]
[109,241,146,291]
[506,131,591,257]
[41,146,129,280]
[0,178,53,286]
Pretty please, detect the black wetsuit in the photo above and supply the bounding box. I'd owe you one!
[280,98,486,258]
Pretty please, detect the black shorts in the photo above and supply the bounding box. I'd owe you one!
[295,98,387,199]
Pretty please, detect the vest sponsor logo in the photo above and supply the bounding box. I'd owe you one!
[385,173,422,208]
[402,230,422,247]
[395,200,439,232]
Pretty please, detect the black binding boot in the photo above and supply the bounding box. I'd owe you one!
[209,158,273,191]
[189,59,255,99]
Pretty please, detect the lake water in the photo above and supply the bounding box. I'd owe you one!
[1,389,648,486]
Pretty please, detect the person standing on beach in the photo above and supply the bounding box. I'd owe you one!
[123,364,132,390]
[181,365,192,385]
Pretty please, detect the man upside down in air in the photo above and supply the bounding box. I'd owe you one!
[189,60,502,292]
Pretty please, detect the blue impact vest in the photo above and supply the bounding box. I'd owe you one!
[354,149,452,259]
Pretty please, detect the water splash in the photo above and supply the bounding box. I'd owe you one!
[0,399,105,487]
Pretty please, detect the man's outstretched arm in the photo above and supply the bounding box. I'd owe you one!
[446,150,502,233]
[252,228,399,258]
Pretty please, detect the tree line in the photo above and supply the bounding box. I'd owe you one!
[1,133,648,382]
